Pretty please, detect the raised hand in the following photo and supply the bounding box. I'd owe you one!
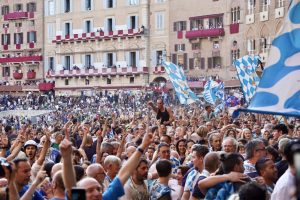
[59,139,73,158]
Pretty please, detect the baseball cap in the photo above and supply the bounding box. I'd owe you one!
[24,140,38,148]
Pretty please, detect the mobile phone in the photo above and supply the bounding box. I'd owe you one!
[71,188,86,200]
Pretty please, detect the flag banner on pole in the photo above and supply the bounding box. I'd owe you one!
[162,61,199,105]
[234,0,300,117]
[203,80,225,114]
[233,55,260,103]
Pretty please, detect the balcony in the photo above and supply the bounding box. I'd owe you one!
[48,67,149,78]
[13,72,23,79]
[39,82,55,91]
[27,71,36,79]
[186,28,225,39]
[0,55,43,63]
[52,28,144,44]
[0,85,22,92]
[4,12,34,21]
[230,23,239,34]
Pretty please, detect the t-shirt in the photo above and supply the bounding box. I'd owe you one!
[19,185,44,200]
[183,168,200,192]
[192,170,210,199]
[243,160,258,178]
[149,180,172,200]
[103,177,125,200]
[120,178,149,200]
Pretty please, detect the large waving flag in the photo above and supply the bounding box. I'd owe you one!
[203,80,225,114]
[234,0,300,117]
[162,61,199,104]
[234,55,260,103]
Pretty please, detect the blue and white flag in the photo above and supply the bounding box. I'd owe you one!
[162,61,199,104]
[235,0,300,117]
[203,80,224,105]
[234,55,260,103]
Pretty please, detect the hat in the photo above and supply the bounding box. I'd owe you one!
[24,140,38,148]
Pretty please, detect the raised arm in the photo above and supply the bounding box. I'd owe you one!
[60,139,76,198]
[36,130,51,166]
[148,101,158,113]
[118,129,153,185]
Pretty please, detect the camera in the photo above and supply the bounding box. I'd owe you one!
[71,187,86,200]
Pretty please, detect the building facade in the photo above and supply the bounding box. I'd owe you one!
[0,0,289,95]
[0,0,44,92]
[44,0,169,95]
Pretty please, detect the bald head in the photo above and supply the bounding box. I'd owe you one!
[51,163,63,179]
[86,163,104,177]
[204,152,220,173]
[126,146,136,158]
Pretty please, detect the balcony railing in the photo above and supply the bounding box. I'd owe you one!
[4,12,34,20]
[0,55,43,63]
[52,28,144,44]
[48,67,149,77]
[27,71,36,79]
[13,72,23,79]
[186,28,225,39]
[39,83,55,91]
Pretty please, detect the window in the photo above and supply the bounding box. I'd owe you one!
[128,15,138,29]
[107,53,113,67]
[65,79,69,85]
[173,21,187,31]
[47,23,55,39]
[175,44,185,52]
[107,77,111,84]
[65,0,70,12]
[191,43,200,50]
[14,33,23,44]
[85,79,90,85]
[155,12,164,30]
[3,23,9,28]
[276,0,284,8]
[208,16,223,29]
[65,22,71,36]
[213,41,220,49]
[15,22,22,28]
[65,56,71,70]
[128,0,139,5]
[14,4,23,12]
[190,19,204,30]
[231,49,240,63]
[231,7,240,23]
[156,0,165,3]
[248,0,255,14]
[106,0,114,8]
[85,55,91,68]
[260,0,269,12]
[27,2,36,12]
[156,51,163,65]
[49,57,54,70]
[27,31,36,43]
[130,77,134,84]
[106,18,113,32]
[1,34,10,45]
[129,52,136,67]
[1,5,9,15]
[247,39,256,54]
[85,0,92,10]
[29,20,35,26]
[48,0,55,15]
[2,67,10,77]
[260,37,271,52]
[85,20,91,33]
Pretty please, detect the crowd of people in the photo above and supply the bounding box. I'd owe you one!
[0,91,300,200]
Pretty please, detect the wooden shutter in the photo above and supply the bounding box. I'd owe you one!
[201,57,205,69]
[189,58,194,70]
[1,34,4,45]
[182,44,185,51]
[27,32,30,43]
[208,57,212,69]
[14,33,16,44]
[173,22,177,31]
[183,53,188,70]
[174,44,178,52]
[171,54,177,64]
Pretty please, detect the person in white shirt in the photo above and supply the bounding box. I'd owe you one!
[271,139,299,200]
